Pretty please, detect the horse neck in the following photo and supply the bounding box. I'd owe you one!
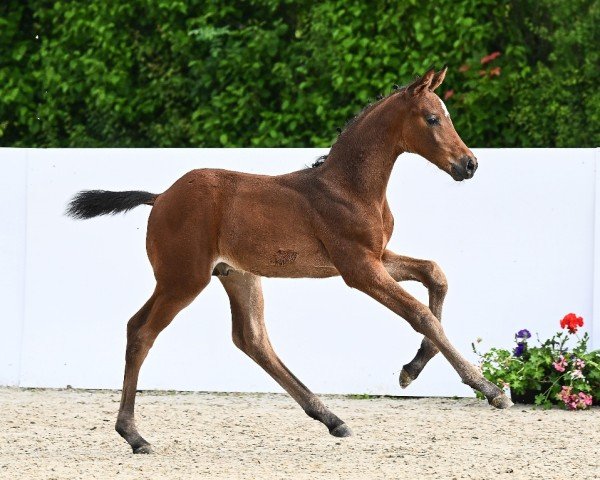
[320,96,405,204]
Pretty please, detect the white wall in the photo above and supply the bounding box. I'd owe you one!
[1,148,598,397]
[0,150,28,386]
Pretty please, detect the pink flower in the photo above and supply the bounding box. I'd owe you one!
[578,392,593,406]
[553,355,568,372]
[557,386,593,410]
[558,386,572,399]
[574,358,586,369]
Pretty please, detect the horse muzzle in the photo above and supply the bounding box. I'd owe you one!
[450,155,478,181]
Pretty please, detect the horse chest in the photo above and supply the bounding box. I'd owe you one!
[342,210,394,255]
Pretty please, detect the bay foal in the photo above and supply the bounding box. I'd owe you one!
[68,68,512,454]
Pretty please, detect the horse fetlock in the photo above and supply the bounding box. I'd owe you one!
[304,397,346,434]
[465,375,506,404]
[459,367,488,392]
[303,397,328,421]
[115,415,153,453]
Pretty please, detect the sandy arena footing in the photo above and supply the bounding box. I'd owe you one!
[0,388,598,479]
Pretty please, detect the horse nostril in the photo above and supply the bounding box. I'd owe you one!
[453,155,477,181]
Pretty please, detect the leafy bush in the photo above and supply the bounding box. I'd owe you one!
[473,314,600,409]
[1,0,598,147]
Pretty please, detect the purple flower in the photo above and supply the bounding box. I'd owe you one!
[513,343,526,357]
[515,329,531,339]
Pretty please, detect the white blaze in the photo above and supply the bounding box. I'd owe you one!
[437,96,450,118]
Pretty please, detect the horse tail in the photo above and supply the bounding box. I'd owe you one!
[66,190,159,219]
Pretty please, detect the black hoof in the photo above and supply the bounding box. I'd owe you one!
[329,423,353,437]
[133,444,154,454]
[399,368,414,389]
[490,394,514,409]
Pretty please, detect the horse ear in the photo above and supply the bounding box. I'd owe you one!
[429,67,448,91]
[407,68,436,95]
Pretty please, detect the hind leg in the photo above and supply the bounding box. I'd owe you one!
[382,250,448,388]
[219,268,351,437]
[115,278,208,453]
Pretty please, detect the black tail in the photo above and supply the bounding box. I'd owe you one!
[66,190,158,219]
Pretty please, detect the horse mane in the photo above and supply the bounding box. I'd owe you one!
[311,85,407,168]
[311,155,328,168]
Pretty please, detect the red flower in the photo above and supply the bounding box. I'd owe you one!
[458,64,470,73]
[560,313,584,334]
[444,89,455,100]
[481,51,501,65]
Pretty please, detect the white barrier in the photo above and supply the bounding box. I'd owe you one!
[1,148,598,397]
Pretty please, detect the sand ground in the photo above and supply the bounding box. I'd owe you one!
[0,387,598,479]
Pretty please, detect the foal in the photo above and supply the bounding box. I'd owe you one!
[68,68,512,454]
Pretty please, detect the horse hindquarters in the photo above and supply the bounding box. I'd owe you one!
[145,170,223,286]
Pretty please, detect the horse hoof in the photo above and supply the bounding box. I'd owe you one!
[329,423,353,438]
[490,394,514,409]
[399,369,413,389]
[133,444,154,454]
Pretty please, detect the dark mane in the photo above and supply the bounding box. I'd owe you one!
[311,85,407,168]
[311,155,328,168]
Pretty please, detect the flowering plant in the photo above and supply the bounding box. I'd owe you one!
[472,313,599,409]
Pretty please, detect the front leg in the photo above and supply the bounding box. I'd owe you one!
[339,253,512,408]
[383,250,447,387]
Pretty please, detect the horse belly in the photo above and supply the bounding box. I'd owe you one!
[221,251,338,278]
[217,193,338,278]
[219,228,338,278]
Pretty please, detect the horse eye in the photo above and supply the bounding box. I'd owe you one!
[426,115,440,126]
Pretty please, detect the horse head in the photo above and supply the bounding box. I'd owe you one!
[399,67,477,181]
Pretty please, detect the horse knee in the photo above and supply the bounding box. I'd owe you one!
[425,261,448,295]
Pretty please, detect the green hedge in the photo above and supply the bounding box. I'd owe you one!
[1,0,598,148]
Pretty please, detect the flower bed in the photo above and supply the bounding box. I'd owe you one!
[473,314,599,409]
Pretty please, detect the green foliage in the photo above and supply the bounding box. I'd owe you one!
[1,0,598,147]
[473,329,600,409]
[348,393,373,400]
